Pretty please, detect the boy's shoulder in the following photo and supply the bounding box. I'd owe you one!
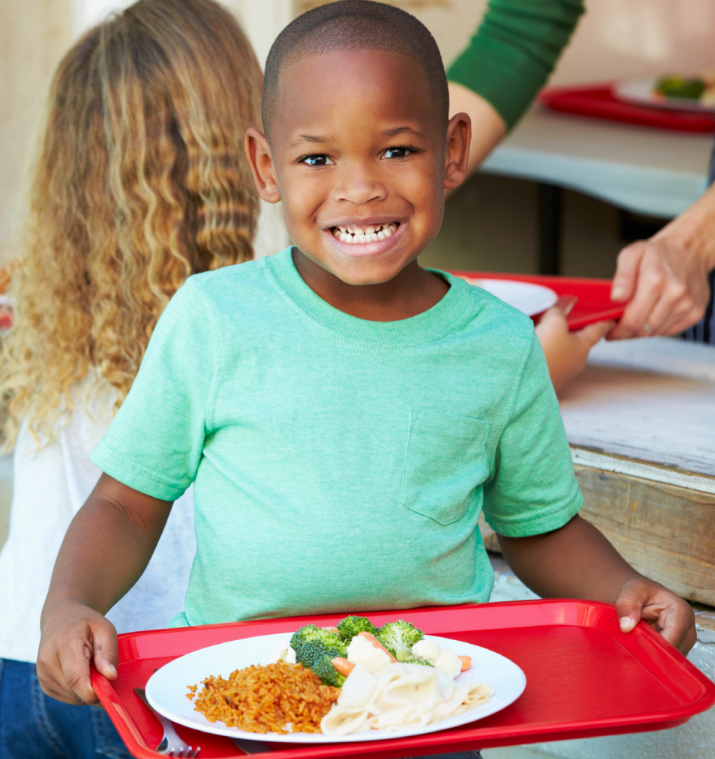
[184,249,292,307]
[189,251,276,289]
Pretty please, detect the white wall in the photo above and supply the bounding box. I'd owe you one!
[551,0,715,86]
[72,0,715,84]
[73,0,132,35]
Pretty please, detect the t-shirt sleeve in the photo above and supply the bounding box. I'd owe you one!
[446,0,584,130]
[91,278,215,501]
[482,331,582,536]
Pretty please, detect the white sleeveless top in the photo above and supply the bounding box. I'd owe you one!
[0,379,196,663]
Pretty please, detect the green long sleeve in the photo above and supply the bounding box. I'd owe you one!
[447,0,584,130]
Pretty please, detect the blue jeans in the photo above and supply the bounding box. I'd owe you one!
[0,659,482,759]
[0,658,132,759]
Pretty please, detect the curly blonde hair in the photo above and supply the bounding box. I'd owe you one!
[1,0,262,447]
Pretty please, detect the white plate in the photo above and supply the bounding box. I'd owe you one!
[145,632,526,744]
[460,277,557,317]
[613,76,715,113]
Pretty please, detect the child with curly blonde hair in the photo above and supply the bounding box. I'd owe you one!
[0,1,261,756]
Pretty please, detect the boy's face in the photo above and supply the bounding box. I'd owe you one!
[247,49,470,288]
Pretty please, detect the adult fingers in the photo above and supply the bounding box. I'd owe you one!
[608,265,665,340]
[655,279,710,336]
[611,242,646,303]
[637,278,703,336]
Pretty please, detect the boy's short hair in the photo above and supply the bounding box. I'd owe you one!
[262,0,449,139]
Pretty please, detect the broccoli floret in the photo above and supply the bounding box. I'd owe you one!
[656,75,705,100]
[291,625,346,656]
[311,656,346,688]
[336,615,379,643]
[296,640,346,670]
[290,625,347,671]
[376,620,424,662]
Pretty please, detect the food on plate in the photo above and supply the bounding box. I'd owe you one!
[376,619,424,661]
[286,617,472,682]
[336,614,379,642]
[290,624,349,687]
[188,661,339,733]
[347,633,394,673]
[187,615,491,735]
[412,638,472,677]
[321,662,494,736]
[268,638,297,664]
[654,73,715,105]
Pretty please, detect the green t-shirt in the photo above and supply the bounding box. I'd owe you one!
[92,248,582,626]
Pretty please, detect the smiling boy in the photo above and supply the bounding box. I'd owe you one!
[38,1,694,706]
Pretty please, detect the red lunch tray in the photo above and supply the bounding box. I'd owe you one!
[449,271,625,330]
[93,600,715,759]
[539,83,715,133]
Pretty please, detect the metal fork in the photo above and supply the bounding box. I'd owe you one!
[134,687,200,757]
[554,294,578,316]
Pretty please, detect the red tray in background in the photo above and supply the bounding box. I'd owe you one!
[539,84,715,133]
[449,271,625,330]
[93,600,715,759]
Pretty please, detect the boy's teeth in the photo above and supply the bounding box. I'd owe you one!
[332,223,398,243]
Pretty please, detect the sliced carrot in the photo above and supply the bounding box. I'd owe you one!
[358,631,398,662]
[459,655,472,672]
[332,657,355,677]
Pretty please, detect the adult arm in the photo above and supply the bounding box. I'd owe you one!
[498,515,697,654]
[448,0,584,176]
[609,182,715,339]
[38,475,171,705]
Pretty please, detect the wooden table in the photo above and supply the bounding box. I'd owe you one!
[560,337,715,606]
[481,336,715,606]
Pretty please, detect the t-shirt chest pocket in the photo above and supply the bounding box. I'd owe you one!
[401,409,491,526]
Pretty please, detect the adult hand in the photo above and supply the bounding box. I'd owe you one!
[609,183,715,340]
[37,600,118,705]
[615,576,697,656]
[535,307,614,393]
[608,237,711,339]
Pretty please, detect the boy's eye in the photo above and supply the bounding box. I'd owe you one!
[382,147,414,160]
[299,154,334,167]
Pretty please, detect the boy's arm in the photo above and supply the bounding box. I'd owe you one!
[534,308,614,393]
[497,514,697,654]
[38,474,172,705]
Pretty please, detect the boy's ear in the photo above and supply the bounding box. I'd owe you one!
[443,112,471,191]
[245,128,281,203]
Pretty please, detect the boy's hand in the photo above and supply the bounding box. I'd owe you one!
[38,601,118,705]
[616,577,696,655]
[535,307,614,394]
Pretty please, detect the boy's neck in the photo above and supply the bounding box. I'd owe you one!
[292,248,449,322]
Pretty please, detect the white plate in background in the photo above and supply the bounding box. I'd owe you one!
[460,277,557,317]
[613,76,715,113]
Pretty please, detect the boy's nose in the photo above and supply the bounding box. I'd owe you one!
[333,166,387,205]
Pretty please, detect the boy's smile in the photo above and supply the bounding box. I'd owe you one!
[247,49,470,319]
